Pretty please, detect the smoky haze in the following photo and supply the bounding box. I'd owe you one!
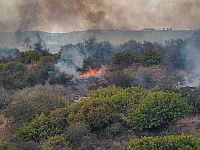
[0,0,200,32]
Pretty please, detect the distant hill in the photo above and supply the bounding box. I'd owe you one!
[0,29,197,52]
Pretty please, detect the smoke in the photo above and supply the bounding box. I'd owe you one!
[0,0,200,32]
[55,47,85,77]
[0,48,19,59]
[183,31,200,87]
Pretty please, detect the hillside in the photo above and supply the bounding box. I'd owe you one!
[0,29,196,52]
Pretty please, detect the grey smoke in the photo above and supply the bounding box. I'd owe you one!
[0,0,200,32]
[183,31,200,87]
[0,48,19,59]
[55,47,85,77]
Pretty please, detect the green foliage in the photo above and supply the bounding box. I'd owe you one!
[105,123,125,138]
[0,61,28,89]
[111,52,141,66]
[128,92,191,131]
[17,113,63,142]
[16,107,68,142]
[110,87,147,113]
[28,56,55,85]
[66,122,90,141]
[17,51,40,64]
[89,86,147,113]
[107,70,133,87]
[41,135,70,150]
[0,63,5,70]
[89,86,121,99]
[180,88,200,115]
[128,135,200,150]
[111,49,162,67]
[0,144,11,150]
[141,49,162,67]
[4,88,66,131]
[67,99,120,131]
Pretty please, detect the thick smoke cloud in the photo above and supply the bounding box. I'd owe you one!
[0,0,200,32]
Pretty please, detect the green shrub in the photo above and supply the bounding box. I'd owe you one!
[17,113,61,142]
[17,51,40,64]
[0,144,11,150]
[0,61,28,89]
[0,63,5,70]
[107,70,133,87]
[128,92,191,131]
[67,99,120,131]
[66,122,90,141]
[89,86,121,99]
[16,107,68,142]
[4,88,66,131]
[142,49,163,67]
[105,123,125,138]
[89,86,147,113]
[41,135,70,150]
[110,87,147,113]
[128,135,200,150]
[111,52,141,66]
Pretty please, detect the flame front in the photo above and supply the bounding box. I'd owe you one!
[80,67,103,78]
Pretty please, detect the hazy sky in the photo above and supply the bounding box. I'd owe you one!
[0,0,200,32]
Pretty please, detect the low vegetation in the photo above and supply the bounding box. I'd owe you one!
[128,135,200,150]
[0,37,200,149]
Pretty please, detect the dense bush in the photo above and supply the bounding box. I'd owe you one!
[17,113,62,142]
[128,92,191,131]
[89,86,147,113]
[0,63,5,70]
[128,135,200,150]
[111,52,141,66]
[180,87,200,115]
[67,99,120,131]
[110,87,147,113]
[4,86,66,130]
[0,144,11,150]
[0,61,28,89]
[105,122,125,138]
[16,107,68,142]
[89,86,121,99]
[66,122,90,142]
[111,48,162,67]
[108,70,133,87]
[17,51,40,64]
[41,135,70,150]
[141,49,162,67]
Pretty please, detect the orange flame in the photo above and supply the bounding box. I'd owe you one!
[80,67,103,79]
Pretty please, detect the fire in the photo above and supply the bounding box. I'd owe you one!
[80,67,103,78]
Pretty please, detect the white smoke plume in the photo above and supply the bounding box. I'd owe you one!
[183,31,200,87]
[55,47,85,77]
